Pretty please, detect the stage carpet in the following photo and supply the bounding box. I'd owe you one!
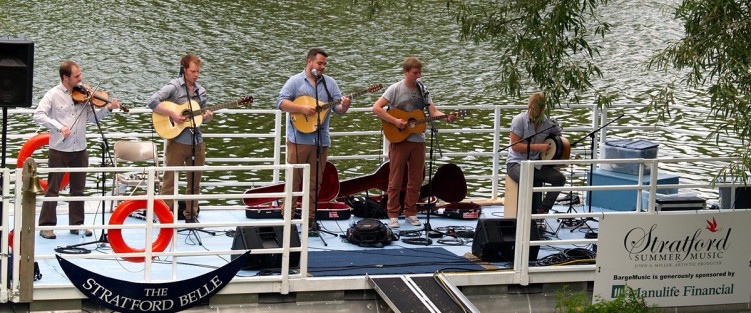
[307,247,485,276]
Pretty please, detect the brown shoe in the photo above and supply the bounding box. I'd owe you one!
[70,229,93,237]
[39,230,56,239]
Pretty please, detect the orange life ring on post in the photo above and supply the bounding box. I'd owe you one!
[16,132,70,191]
[108,199,174,263]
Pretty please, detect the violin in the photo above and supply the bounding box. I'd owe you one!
[72,83,129,113]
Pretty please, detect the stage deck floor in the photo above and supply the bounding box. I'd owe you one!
[21,201,598,287]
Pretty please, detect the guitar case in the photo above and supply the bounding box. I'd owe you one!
[244,162,350,220]
[420,163,467,203]
[417,163,481,219]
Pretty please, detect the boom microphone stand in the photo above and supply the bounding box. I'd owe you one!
[553,161,580,234]
[566,113,625,236]
[498,123,558,238]
[60,84,113,251]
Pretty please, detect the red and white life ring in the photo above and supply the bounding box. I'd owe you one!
[108,199,174,263]
[16,132,70,191]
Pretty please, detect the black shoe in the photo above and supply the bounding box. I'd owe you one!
[307,222,320,237]
[181,218,204,230]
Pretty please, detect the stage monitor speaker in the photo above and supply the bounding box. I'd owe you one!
[0,37,34,108]
[472,218,539,263]
[720,186,751,210]
[231,225,301,269]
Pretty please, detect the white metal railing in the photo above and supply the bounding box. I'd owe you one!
[1,103,747,301]
[2,162,311,303]
[511,156,750,286]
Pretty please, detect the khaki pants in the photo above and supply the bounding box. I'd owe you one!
[161,140,205,219]
[286,140,328,220]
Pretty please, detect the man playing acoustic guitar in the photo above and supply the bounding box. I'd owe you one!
[372,57,457,228]
[147,53,213,223]
[277,48,351,234]
[507,92,566,214]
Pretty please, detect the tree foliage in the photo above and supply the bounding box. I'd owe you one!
[646,0,751,177]
[446,0,613,108]
[363,0,613,109]
[365,0,751,177]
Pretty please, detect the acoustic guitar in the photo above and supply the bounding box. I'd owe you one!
[382,109,467,143]
[152,95,253,139]
[290,84,383,133]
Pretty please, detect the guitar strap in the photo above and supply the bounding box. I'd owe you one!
[319,76,333,103]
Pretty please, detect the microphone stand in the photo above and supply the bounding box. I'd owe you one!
[403,80,442,246]
[498,123,558,237]
[61,84,113,251]
[310,71,336,245]
[567,113,625,236]
[177,72,215,241]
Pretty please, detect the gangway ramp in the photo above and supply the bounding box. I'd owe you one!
[368,274,480,313]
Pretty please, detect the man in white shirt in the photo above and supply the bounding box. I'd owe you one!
[33,61,121,239]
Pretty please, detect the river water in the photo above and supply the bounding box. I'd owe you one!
[1,0,733,201]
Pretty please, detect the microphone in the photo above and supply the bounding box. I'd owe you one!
[416,78,429,96]
[311,68,320,78]
[76,83,89,93]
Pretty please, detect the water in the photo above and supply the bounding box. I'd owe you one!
[1,0,734,201]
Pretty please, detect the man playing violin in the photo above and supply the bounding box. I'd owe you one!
[506,92,566,214]
[33,60,122,239]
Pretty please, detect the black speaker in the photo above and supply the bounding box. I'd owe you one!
[231,226,301,269]
[720,186,751,209]
[472,218,539,263]
[0,37,34,108]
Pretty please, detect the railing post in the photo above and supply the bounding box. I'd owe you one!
[491,106,502,201]
[273,110,283,184]
[515,160,534,285]
[1,168,10,302]
[18,158,40,302]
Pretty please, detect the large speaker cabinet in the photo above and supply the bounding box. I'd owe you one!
[472,218,540,263]
[231,226,301,269]
[0,37,34,108]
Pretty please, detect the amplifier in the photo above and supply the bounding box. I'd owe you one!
[656,195,706,211]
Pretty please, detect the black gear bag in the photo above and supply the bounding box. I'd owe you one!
[346,218,396,248]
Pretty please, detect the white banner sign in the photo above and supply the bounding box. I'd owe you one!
[594,211,751,307]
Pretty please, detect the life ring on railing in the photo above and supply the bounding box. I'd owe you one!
[16,132,70,191]
[108,199,174,263]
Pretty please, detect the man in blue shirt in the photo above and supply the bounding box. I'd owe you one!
[277,48,351,232]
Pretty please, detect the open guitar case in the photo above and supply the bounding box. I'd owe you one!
[243,162,351,221]
[416,163,481,220]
